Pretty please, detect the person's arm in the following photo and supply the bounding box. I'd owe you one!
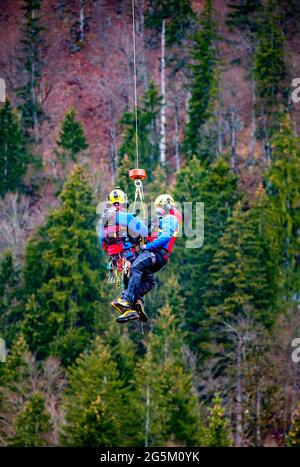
[117,212,148,239]
[145,215,178,251]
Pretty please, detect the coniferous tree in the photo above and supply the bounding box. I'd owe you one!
[0,251,22,346]
[118,82,161,183]
[173,156,240,357]
[184,0,218,161]
[264,114,300,308]
[132,304,202,447]
[0,101,28,197]
[204,198,276,328]
[253,0,288,162]
[17,0,44,141]
[203,393,232,447]
[60,337,126,447]
[56,109,88,165]
[22,165,108,365]
[9,393,52,447]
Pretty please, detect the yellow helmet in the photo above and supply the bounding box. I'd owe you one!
[108,188,127,204]
[154,194,175,210]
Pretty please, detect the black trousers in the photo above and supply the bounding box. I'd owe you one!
[122,250,168,304]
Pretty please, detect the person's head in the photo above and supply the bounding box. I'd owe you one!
[154,194,175,217]
[107,188,128,211]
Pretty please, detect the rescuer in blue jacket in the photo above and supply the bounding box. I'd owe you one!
[99,188,153,322]
[113,194,181,323]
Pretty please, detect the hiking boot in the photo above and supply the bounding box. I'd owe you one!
[116,309,139,324]
[135,299,148,323]
[111,298,132,314]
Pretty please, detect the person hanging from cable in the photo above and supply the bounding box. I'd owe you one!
[113,194,181,324]
[99,187,149,322]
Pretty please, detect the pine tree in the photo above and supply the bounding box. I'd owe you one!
[0,335,32,443]
[17,0,45,141]
[9,393,52,447]
[253,0,288,162]
[56,109,88,165]
[145,0,195,46]
[22,165,108,365]
[0,101,28,197]
[287,403,300,447]
[132,304,202,447]
[173,156,240,357]
[0,251,23,346]
[204,198,276,328]
[184,0,218,161]
[203,393,232,447]
[60,337,126,447]
[118,82,161,183]
[264,114,300,308]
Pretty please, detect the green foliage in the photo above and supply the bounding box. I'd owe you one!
[9,393,52,447]
[60,337,126,447]
[132,304,202,446]
[22,165,108,365]
[264,114,300,306]
[56,109,88,165]
[253,0,288,150]
[227,0,263,39]
[17,0,45,139]
[287,403,300,447]
[145,0,195,45]
[203,393,232,447]
[0,251,23,346]
[0,101,28,197]
[173,156,240,357]
[184,0,218,161]
[204,198,276,327]
[118,82,161,184]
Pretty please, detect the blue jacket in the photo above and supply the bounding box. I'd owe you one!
[146,214,179,251]
[99,212,148,250]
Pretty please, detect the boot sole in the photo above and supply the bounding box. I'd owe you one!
[135,304,148,323]
[116,312,139,324]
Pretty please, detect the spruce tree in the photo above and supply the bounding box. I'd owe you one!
[22,165,108,365]
[17,0,44,141]
[60,337,126,447]
[204,198,276,328]
[56,109,88,165]
[203,393,232,447]
[0,101,28,197]
[118,82,161,183]
[173,156,240,357]
[253,0,288,162]
[9,393,52,447]
[132,304,202,447]
[264,114,300,307]
[184,0,218,161]
[0,251,22,346]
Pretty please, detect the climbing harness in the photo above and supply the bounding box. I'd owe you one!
[107,254,131,290]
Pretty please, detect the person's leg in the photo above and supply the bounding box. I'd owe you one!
[136,269,156,300]
[122,251,153,304]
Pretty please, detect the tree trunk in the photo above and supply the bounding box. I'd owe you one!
[230,108,237,172]
[174,99,180,171]
[159,19,166,166]
[248,79,256,166]
[79,0,84,42]
[235,339,243,447]
[145,384,151,447]
[255,387,261,447]
[31,8,38,142]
